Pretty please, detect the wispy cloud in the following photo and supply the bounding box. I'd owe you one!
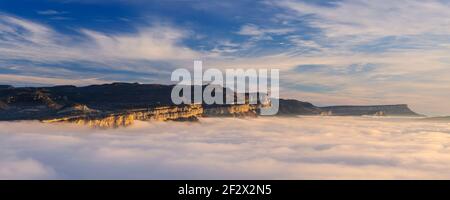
[0,14,199,62]
[36,10,69,15]
[81,26,200,60]
[0,74,104,87]
[275,0,450,38]
[237,24,295,40]
[222,0,450,115]
[0,14,201,85]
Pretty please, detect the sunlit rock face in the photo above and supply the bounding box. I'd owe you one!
[43,105,204,128]
[44,104,261,128]
[71,114,136,128]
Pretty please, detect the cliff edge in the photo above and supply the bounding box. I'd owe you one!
[0,83,423,127]
[0,83,265,127]
[277,99,422,117]
[320,104,422,116]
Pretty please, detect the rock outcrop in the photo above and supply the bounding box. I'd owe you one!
[0,83,266,127]
[57,104,99,114]
[277,99,322,115]
[277,99,422,117]
[0,83,423,128]
[320,104,421,116]
[44,104,204,128]
[203,104,258,117]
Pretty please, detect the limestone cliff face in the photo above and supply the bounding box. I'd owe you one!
[42,103,263,128]
[43,105,203,128]
[203,104,258,117]
[71,114,136,128]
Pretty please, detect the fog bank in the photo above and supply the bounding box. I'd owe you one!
[1,117,450,179]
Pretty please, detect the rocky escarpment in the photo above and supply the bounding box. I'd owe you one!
[43,103,260,128]
[203,104,258,117]
[277,99,422,117]
[277,99,323,115]
[0,83,423,128]
[0,83,266,127]
[43,105,204,128]
[320,104,421,116]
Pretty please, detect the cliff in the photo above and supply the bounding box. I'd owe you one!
[0,83,264,127]
[277,99,323,115]
[277,99,422,117]
[43,105,204,128]
[320,104,421,116]
[43,104,260,128]
[0,83,423,128]
[203,104,258,117]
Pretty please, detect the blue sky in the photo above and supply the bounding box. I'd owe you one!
[0,0,450,115]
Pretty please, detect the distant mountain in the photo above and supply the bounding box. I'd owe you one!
[277,99,422,117]
[320,104,422,116]
[277,99,322,115]
[0,83,423,127]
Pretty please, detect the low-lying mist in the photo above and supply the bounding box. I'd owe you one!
[1,116,450,179]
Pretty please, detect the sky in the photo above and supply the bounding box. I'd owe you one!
[0,0,449,115]
[2,117,450,179]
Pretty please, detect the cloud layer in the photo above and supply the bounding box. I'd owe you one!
[1,117,450,180]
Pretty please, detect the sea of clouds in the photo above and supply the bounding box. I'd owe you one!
[1,116,450,180]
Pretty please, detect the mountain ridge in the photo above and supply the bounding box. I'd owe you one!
[0,82,423,127]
